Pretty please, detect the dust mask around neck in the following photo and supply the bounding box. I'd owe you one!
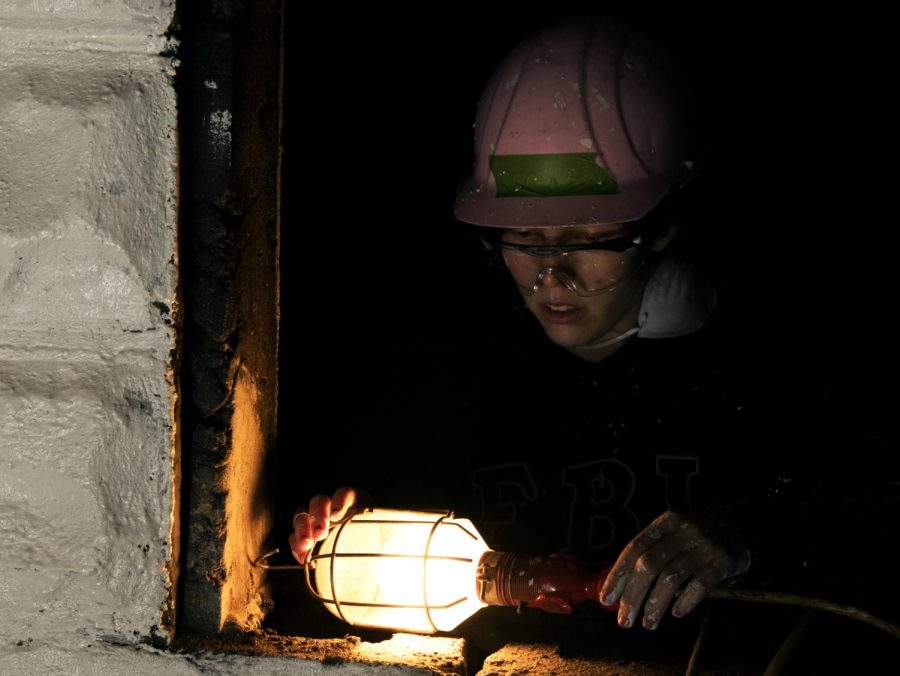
[636,244,716,339]
[569,244,716,358]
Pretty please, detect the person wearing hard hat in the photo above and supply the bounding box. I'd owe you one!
[290,15,746,634]
[289,15,896,640]
[450,15,737,632]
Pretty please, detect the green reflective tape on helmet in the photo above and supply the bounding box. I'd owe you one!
[490,153,619,197]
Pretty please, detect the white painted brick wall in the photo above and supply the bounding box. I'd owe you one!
[0,0,180,658]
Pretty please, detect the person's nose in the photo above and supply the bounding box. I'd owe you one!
[537,267,563,287]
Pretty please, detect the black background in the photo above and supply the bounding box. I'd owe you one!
[277,5,897,514]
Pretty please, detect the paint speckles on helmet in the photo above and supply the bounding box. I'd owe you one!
[455,16,696,229]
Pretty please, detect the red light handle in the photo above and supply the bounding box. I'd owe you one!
[477,551,618,615]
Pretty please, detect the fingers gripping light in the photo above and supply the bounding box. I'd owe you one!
[255,508,900,643]
[270,508,613,635]
[255,508,615,634]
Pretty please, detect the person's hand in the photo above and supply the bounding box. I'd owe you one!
[289,487,359,564]
[598,510,751,630]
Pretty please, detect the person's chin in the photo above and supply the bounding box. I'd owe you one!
[538,321,594,350]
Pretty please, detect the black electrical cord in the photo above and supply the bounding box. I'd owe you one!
[708,588,900,640]
[684,602,714,676]
[762,609,816,676]
[684,589,900,676]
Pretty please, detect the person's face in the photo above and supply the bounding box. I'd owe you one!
[501,223,668,361]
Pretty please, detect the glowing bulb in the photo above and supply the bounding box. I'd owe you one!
[310,509,490,633]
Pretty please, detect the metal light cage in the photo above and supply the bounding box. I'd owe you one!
[303,508,490,634]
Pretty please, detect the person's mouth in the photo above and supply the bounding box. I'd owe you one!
[541,302,584,324]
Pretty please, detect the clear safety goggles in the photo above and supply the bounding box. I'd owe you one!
[481,232,646,297]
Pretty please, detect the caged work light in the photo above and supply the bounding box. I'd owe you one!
[256,508,615,634]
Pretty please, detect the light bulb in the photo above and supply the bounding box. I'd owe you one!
[309,509,489,633]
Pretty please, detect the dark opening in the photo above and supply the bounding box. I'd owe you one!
[254,4,898,671]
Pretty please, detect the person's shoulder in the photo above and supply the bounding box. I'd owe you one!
[633,312,738,383]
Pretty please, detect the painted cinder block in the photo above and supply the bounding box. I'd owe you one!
[0,0,180,653]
